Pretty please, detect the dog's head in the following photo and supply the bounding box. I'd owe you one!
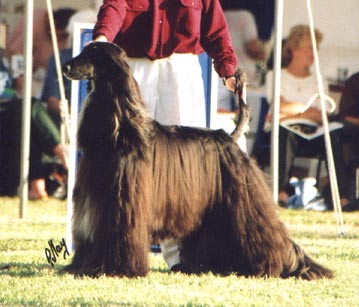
[62,42,130,80]
[64,41,151,157]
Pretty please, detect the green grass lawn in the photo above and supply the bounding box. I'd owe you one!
[0,196,358,307]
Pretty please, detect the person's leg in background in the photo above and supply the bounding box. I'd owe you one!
[322,129,358,211]
[28,99,67,199]
[278,128,297,205]
[0,98,21,195]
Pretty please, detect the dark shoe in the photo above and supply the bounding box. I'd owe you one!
[342,201,359,212]
[278,200,288,208]
[47,169,67,200]
[51,183,67,200]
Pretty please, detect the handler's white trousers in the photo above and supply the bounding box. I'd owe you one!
[127,54,206,268]
[127,53,206,127]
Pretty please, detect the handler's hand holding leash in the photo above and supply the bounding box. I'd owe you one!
[224,73,247,102]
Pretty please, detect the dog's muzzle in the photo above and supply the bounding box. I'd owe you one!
[62,63,93,80]
[62,64,72,76]
[62,64,77,80]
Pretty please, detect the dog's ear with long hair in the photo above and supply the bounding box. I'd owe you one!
[86,43,143,104]
[87,42,130,79]
[68,43,127,152]
[92,44,152,156]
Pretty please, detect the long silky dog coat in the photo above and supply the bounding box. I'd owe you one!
[62,42,333,279]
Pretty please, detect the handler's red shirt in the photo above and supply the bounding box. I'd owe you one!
[93,0,237,78]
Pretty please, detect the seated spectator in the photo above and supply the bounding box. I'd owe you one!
[28,100,67,200]
[0,58,67,199]
[30,8,98,199]
[0,56,19,195]
[265,25,348,209]
[334,72,359,211]
[5,8,75,199]
[339,72,359,144]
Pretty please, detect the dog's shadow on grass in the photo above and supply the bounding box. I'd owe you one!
[150,267,171,274]
[0,262,57,278]
[0,261,188,278]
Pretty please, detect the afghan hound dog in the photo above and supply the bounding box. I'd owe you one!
[62,42,333,280]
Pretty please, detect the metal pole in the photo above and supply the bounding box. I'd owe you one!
[270,0,284,202]
[19,0,34,218]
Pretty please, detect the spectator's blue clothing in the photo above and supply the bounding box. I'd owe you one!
[41,48,73,102]
[0,60,16,101]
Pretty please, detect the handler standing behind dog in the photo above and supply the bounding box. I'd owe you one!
[93,0,241,272]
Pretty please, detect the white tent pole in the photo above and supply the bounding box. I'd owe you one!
[270,0,284,202]
[306,0,344,234]
[19,0,34,218]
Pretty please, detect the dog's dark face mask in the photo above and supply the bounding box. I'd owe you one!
[62,48,95,80]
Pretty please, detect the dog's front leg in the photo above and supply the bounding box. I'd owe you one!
[112,202,151,277]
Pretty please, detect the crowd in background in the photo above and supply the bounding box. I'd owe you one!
[0,0,358,211]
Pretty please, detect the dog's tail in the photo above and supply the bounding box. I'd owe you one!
[230,70,250,142]
[283,240,334,280]
[226,152,333,280]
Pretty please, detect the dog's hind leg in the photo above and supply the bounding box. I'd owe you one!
[222,150,333,279]
[181,143,333,279]
[180,204,247,275]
